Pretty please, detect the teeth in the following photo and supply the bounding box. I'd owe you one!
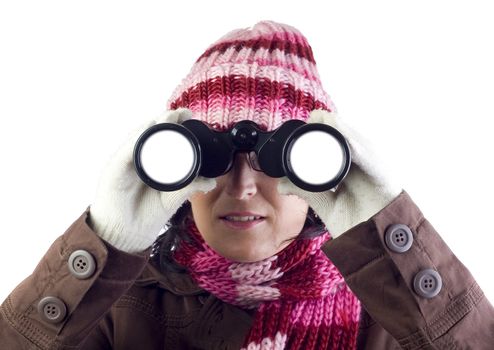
[224,216,261,222]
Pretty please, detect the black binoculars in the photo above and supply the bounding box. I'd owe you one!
[133,119,351,192]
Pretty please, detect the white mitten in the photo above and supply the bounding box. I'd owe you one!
[88,108,216,253]
[277,109,403,239]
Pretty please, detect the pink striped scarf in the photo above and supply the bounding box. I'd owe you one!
[173,220,361,349]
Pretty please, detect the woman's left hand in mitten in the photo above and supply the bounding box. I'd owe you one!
[277,109,404,239]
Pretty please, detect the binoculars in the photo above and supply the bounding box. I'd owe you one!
[133,118,351,192]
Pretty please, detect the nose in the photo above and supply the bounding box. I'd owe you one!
[224,152,258,200]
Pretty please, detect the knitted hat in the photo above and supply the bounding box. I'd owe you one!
[166,20,336,132]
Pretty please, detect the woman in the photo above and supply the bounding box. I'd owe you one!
[1,21,493,349]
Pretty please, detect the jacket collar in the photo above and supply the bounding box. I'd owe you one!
[134,259,205,296]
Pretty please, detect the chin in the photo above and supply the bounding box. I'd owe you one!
[207,233,273,262]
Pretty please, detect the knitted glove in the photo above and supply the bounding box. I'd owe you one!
[277,109,403,239]
[88,108,217,253]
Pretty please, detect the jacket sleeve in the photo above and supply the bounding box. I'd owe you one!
[0,207,149,350]
[322,190,494,349]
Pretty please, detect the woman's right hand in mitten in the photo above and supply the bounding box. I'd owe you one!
[88,108,217,253]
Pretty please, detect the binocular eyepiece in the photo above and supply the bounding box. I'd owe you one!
[133,118,351,192]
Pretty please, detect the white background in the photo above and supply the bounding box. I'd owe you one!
[1,0,493,306]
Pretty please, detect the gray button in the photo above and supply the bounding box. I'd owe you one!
[413,269,442,298]
[68,250,96,279]
[384,224,413,253]
[37,296,67,324]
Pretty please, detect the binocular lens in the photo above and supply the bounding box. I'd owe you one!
[135,127,199,191]
[288,130,344,185]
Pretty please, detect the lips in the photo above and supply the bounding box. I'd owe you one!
[219,216,265,230]
[219,212,265,218]
[218,211,267,230]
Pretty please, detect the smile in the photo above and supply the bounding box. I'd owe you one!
[220,217,265,230]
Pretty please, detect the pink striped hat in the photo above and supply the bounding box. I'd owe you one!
[166,20,336,132]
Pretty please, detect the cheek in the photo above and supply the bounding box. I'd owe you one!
[190,192,211,219]
[280,193,308,211]
[190,184,221,208]
[189,192,203,205]
[277,195,309,227]
[189,189,222,234]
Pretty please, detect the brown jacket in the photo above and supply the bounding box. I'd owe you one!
[1,190,493,349]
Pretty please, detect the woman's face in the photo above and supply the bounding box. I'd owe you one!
[189,152,309,263]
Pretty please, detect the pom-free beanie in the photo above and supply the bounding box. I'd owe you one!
[167,20,336,132]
